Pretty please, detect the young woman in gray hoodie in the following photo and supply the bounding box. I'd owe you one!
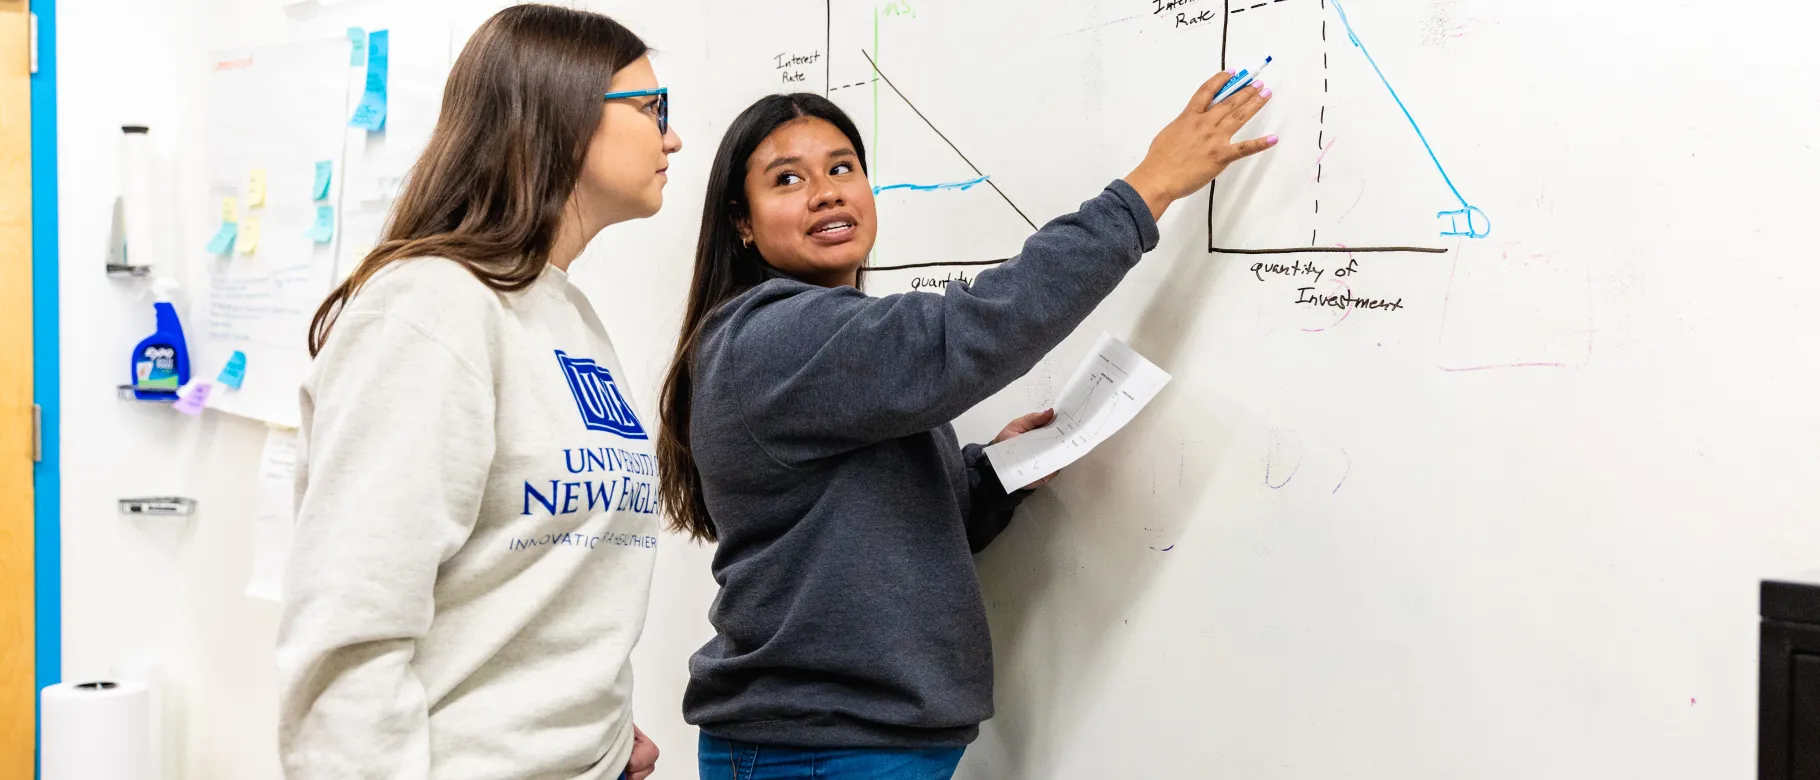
[659,78,1274,779]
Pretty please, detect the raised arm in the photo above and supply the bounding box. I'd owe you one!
[726,73,1276,463]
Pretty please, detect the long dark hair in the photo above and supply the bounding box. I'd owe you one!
[658,93,869,543]
[308,4,648,355]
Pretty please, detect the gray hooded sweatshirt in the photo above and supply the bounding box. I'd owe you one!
[683,180,1161,749]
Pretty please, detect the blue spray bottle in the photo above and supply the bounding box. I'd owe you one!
[130,280,190,401]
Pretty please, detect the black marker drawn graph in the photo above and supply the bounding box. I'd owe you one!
[856,49,1037,273]
[814,0,1039,274]
[1207,0,1480,256]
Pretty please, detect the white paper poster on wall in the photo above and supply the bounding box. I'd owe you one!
[246,427,300,603]
[194,37,356,428]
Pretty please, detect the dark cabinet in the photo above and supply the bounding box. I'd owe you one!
[1761,574,1820,780]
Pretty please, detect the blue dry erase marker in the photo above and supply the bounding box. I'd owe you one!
[1212,55,1273,105]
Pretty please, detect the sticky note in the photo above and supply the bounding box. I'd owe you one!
[218,351,247,390]
[348,27,367,66]
[313,161,333,200]
[350,30,389,132]
[222,197,239,223]
[236,217,261,254]
[248,169,268,207]
[306,206,335,244]
[204,222,238,255]
[173,382,213,416]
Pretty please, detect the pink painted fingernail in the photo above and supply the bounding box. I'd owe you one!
[1260,88,1274,98]
[1267,135,1280,145]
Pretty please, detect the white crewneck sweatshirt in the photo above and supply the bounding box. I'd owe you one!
[278,258,661,780]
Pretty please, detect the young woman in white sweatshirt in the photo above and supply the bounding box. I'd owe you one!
[277,6,682,779]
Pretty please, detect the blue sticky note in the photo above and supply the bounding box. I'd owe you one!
[313,160,333,201]
[348,27,367,67]
[204,222,238,255]
[217,351,247,390]
[350,29,389,132]
[307,205,336,244]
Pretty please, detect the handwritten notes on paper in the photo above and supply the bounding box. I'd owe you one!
[350,29,389,132]
[246,427,299,602]
[201,36,351,428]
[206,263,314,346]
[986,332,1172,492]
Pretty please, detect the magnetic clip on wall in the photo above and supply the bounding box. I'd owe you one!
[118,497,198,517]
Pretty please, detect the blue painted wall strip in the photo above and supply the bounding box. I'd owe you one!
[31,0,60,776]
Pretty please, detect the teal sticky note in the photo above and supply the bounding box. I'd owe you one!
[307,205,336,244]
[217,350,247,390]
[348,27,367,66]
[350,30,389,132]
[313,161,333,200]
[204,222,238,255]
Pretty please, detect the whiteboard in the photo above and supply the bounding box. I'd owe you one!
[698,0,1820,777]
[192,0,1820,776]
[193,37,354,428]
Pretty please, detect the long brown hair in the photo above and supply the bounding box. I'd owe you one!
[657,94,869,543]
[307,4,648,355]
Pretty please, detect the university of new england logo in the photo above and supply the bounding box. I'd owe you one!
[554,351,648,439]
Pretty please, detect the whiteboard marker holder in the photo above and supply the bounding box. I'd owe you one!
[118,497,197,517]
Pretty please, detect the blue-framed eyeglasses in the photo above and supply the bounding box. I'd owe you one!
[602,88,669,135]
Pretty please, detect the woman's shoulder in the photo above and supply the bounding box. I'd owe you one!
[343,257,504,320]
[323,257,513,368]
[706,276,867,335]
[696,276,874,370]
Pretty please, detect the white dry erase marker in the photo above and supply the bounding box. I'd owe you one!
[1212,55,1272,104]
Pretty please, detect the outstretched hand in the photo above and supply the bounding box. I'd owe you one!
[1125,72,1277,220]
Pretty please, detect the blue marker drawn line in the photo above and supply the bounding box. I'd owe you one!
[1329,0,1489,239]
[873,175,991,195]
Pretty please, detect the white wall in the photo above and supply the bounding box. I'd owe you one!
[58,1,718,777]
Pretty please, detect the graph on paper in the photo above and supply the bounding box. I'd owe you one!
[985,332,1172,492]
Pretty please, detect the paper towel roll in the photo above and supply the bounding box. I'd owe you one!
[119,126,158,273]
[42,680,154,780]
[110,659,169,780]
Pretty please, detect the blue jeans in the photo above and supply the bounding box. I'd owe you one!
[698,733,964,780]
